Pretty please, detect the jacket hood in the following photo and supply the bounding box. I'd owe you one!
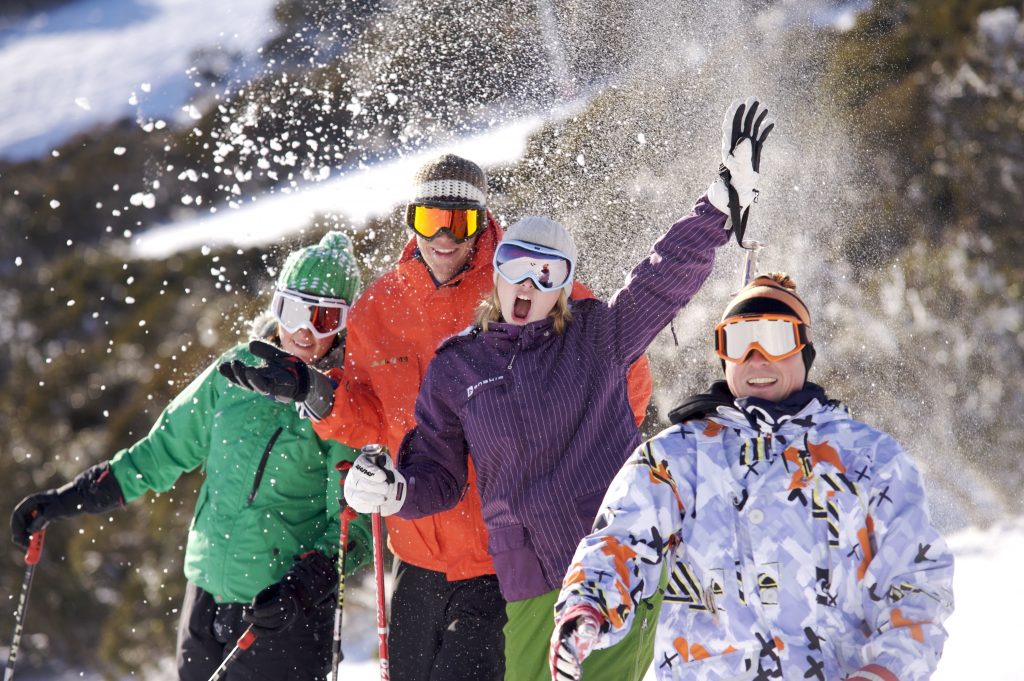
[668,379,736,424]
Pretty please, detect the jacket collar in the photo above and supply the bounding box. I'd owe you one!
[480,316,556,349]
[674,380,848,436]
[712,391,849,437]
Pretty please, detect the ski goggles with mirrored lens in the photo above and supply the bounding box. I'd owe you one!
[714,314,809,363]
[493,239,574,292]
[271,289,350,339]
[406,203,484,242]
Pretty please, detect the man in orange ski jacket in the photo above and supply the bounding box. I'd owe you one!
[228,154,651,681]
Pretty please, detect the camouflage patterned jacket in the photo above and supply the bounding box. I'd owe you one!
[555,396,954,681]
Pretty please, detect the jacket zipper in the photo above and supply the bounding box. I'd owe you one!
[247,427,283,505]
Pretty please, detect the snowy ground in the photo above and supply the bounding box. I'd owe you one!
[0,0,278,160]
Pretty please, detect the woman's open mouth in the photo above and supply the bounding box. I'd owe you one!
[512,294,532,322]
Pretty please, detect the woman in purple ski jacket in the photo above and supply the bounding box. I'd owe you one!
[344,97,775,681]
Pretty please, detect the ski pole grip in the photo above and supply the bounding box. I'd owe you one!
[237,626,257,650]
[361,444,395,485]
[340,506,359,530]
[25,529,45,565]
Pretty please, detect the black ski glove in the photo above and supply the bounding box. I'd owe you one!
[242,550,338,636]
[219,340,312,402]
[10,462,125,550]
[219,340,336,419]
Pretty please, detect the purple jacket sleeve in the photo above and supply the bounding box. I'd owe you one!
[393,353,469,519]
[600,196,728,366]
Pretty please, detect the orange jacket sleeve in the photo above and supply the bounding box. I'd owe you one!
[624,354,653,427]
[570,281,653,427]
[311,311,388,449]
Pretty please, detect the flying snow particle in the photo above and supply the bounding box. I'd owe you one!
[114,147,127,156]
[576,154,586,167]
[49,199,60,209]
[141,83,152,92]
[67,300,75,307]
[74,97,91,110]
[129,193,157,209]
[637,133,647,145]
[14,257,22,266]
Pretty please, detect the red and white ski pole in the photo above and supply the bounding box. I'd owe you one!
[371,509,390,681]
[204,625,257,681]
[331,460,358,681]
[365,445,392,681]
[4,529,45,681]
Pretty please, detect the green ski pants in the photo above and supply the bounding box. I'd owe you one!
[503,574,664,681]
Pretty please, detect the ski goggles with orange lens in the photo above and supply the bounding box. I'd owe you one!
[714,314,809,363]
[271,289,350,339]
[493,240,574,292]
[406,203,484,242]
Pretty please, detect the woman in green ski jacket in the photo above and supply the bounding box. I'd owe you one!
[10,231,371,681]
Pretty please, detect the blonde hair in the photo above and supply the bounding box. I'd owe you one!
[474,276,573,334]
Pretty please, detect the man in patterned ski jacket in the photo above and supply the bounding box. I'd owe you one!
[551,272,954,681]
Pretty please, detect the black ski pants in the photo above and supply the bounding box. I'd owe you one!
[389,561,506,681]
[176,581,332,681]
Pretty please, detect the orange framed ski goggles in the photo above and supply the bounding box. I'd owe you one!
[406,203,484,243]
[714,314,809,363]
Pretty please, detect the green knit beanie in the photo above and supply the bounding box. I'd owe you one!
[277,231,361,303]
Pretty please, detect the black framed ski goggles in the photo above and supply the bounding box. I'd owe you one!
[493,240,574,292]
[714,314,809,363]
[406,202,485,243]
[271,289,350,339]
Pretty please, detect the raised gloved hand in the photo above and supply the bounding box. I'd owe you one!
[10,462,124,550]
[242,550,338,636]
[343,446,406,516]
[219,340,336,419]
[707,96,775,243]
[550,605,603,681]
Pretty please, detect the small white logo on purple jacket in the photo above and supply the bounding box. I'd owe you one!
[467,375,504,398]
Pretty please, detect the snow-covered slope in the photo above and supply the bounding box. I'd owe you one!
[0,0,277,160]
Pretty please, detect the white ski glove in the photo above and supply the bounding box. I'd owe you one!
[550,605,603,681]
[344,448,406,516]
[707,96,774,242]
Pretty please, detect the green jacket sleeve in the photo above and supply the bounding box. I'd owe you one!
[108,358,222,502]
[314,436,372,575]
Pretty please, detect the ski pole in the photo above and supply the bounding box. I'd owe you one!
[363,445,392,681]
[371,509,390,681]
[204,625,257,681]
[4,529,45,681]
[331,460,357,681]
[738,239,764,289]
